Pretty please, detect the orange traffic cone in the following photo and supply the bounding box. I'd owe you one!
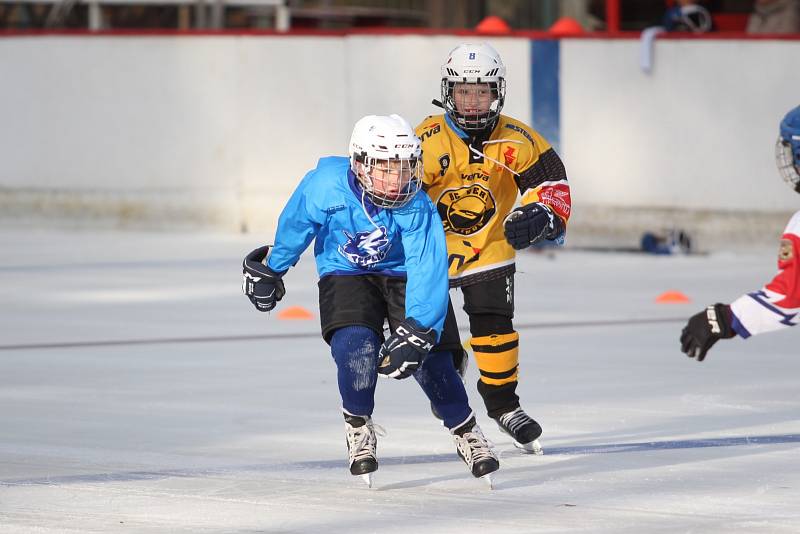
[548,16,584,36]
[476,15,511,34]
[277,306,315,320]
[655,290,691,304]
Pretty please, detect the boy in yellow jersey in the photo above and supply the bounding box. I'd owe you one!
[416,43,571,453]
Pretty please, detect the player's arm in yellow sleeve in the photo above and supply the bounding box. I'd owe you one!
[515,130,571,229]
[502,128,571,249]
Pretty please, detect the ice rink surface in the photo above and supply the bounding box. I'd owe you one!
[1,228,798,533]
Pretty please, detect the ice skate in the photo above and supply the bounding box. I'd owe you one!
[452,416,499,487]
[344,413,379,487]
[495,407,543,455]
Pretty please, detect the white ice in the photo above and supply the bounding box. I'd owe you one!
[1,228,798,533]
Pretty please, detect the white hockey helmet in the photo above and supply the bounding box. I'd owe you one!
[441,42,506,132]
[348,114,423,209]
[776,105,800,194]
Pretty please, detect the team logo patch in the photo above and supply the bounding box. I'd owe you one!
[538,184,572,218]
[338,226,391,267]
[779,239,794,261]
[503,147,516,166]
[438,154,450,177]
[436,184,497,235]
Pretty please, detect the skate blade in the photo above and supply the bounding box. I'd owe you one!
[480,473,494,490]
[360,473,374,488]
[514,438,543,455]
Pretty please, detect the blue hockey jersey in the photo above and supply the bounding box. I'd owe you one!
[267,156,450,336]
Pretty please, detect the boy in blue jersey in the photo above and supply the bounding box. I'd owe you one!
[241,114,499,487]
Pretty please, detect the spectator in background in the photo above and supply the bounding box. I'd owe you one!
[663,0,713,32]
[641,0,712,73]
[747,0,800,34]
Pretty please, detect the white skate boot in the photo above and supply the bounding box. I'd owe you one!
[344,413,379,488]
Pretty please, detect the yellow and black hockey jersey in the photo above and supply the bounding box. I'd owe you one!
[415,114,571,287]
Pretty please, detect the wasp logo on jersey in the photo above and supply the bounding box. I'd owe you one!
[436,184,497,235]
[338,226,391,267]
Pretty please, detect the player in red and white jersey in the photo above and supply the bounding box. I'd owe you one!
[680,105,800,360]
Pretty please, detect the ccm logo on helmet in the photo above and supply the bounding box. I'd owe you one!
[394,144,416,149]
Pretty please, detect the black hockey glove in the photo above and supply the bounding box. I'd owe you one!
[680,303,736,361]
[378,318,436,380]
[242,246,285,312]
[503,202,564,250]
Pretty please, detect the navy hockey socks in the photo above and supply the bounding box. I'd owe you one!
[330,326,381,417]
[414,350,472,430]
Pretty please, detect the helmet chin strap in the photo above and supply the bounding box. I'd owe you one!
[355,164,382,231]
[360,185,382,233]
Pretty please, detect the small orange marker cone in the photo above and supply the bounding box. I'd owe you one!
[277,306,314,320]
[548,16,584,36]
[655,290,691,304]
[475,15,511,34]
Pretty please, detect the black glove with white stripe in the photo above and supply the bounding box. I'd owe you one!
[503,202,563,250]
[680,303,736,361]
[242,246,285,312]
[378,318,436,380]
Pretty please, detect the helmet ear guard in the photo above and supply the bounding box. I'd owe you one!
[777,106,800,195]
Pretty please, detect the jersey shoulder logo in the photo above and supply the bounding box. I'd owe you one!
[436,183,497,236]
[338,226,392,267]
[503,122,535,144]
[503,146,516,166]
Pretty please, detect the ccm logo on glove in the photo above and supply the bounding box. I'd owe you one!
[378,319,436,380]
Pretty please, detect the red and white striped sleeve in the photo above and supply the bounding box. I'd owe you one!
[730,211,800,338]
